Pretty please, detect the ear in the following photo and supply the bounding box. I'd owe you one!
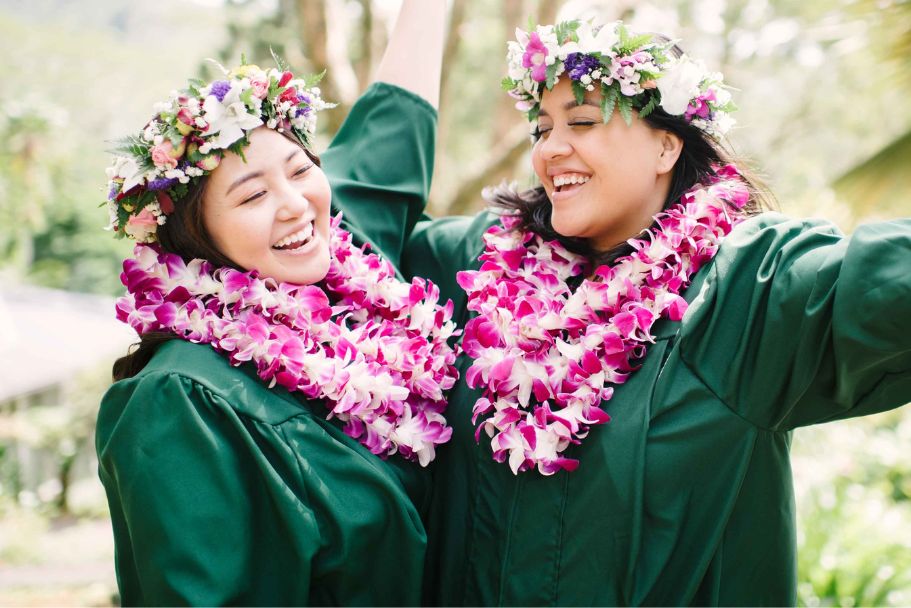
[656,130,683,175]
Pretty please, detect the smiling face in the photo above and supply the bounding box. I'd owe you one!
[531,79,682,251]
[202,127,332,285]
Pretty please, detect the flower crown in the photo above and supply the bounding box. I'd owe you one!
[104,56,334,243]
[505,20,736,137]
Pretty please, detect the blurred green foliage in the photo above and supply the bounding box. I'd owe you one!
[794,411,911,606]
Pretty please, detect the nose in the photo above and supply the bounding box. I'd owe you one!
[536,126,573,161]
[275,179,310,220]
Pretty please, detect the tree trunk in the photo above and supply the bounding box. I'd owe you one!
[295,0,348,132]
[445,123,531,214]
[494,0,525,141]
[354,0,374,91]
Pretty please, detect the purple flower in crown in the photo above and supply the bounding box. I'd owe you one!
[523,32,550,82]
[564,53,601,82]
[209,80,231,102]
[147,177,178,191]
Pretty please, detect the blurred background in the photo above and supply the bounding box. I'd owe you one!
[0,0,908,605]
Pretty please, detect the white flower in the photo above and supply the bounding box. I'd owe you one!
[657,56,705,115]
[111,156,145,192]
[201,83,263,149]
[104,199,119,231]
[563,21,619,57]
[712,112,736,136]
[507,41,527,80]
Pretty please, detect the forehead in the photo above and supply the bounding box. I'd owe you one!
[219,128,301,168]
[538,81,602,116]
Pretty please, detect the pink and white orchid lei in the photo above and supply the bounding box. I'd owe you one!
[457,166,750,475]
[116,216,459,466]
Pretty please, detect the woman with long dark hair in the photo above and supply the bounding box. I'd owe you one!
[336,18,911,606]
[96,2,454,605]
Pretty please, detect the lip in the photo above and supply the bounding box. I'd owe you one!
[546,166,591,178]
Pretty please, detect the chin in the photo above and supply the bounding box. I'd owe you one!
[290,252,331,285]
[550,212,586,240]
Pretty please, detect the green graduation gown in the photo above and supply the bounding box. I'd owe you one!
[96,82,438,606]
[332,196,911,605]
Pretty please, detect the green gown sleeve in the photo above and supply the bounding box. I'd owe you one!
[97,372,319,606]
[401,212,497,317]
[321,82,437,270]
[679,213,911,430]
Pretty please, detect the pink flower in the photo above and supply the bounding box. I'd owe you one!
[685,89,716,121]
[150,140,178,170]
[124,208,159,242]
[522,32,550,82]
[250,76,269,99]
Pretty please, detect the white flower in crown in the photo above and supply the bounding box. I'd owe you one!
[201,81,264,150]
[109,156,145,193]
[657,55,706,115]
[561,20,619,58]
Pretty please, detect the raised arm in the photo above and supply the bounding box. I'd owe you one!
[321,0,447,272]
[375,0,446,107]
[679,214,911,431]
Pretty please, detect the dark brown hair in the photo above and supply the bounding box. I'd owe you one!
[112,136,320,381]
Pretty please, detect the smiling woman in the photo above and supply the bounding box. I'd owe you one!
[94,1,452,605]
[332,17,911,606]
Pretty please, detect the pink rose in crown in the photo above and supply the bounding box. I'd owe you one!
[150,141,179,170]
[124,208,159,241]
[522,32,549,82]
[250,76,269,99]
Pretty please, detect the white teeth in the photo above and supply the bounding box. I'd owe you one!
[273,222,314,248]
[553,174,591,188]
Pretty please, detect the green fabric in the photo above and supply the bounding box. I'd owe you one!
[332,198,911,605]
[321,81,437,273]
[97,82,438,606]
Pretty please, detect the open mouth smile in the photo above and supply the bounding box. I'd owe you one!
[272,221,316,252]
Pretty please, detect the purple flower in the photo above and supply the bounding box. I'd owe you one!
[108,183,120,200]
[147,177,178,191]
[564,53,602,81]
[209,80,231,102]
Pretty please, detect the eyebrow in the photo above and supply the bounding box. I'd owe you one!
[225,149,303,195]
[538,98,601,118]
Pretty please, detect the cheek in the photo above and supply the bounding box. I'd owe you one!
[531,144,547,182]
[205,207,266,260]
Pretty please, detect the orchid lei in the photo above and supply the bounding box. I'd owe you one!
[116,216,459,466]
[457,166,750,475]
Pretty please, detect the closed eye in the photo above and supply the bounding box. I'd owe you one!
[240,191,266,205]
[293,163,314,177]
